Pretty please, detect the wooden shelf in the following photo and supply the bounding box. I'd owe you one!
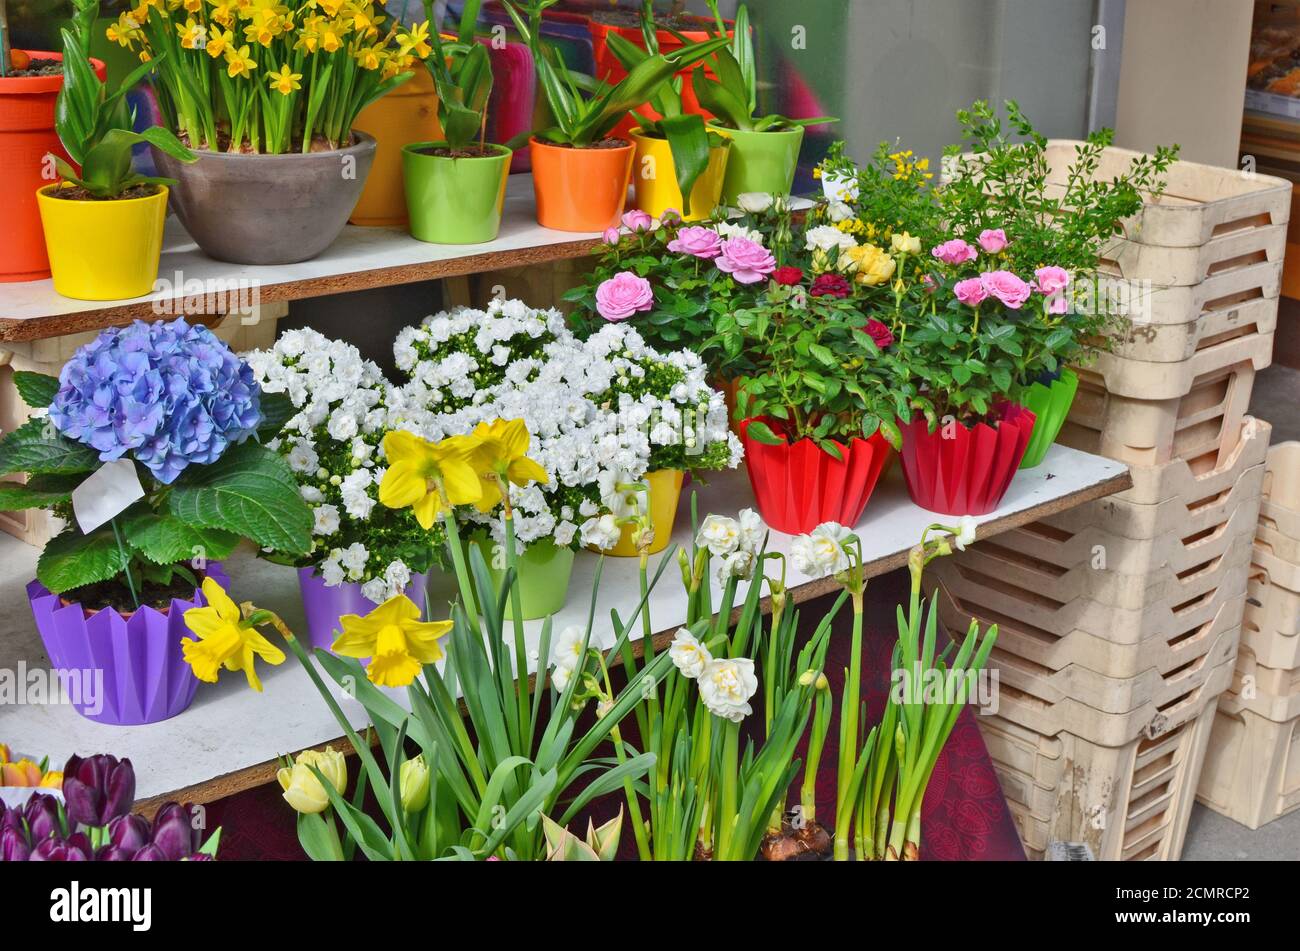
[0,445,1129,812]
[0,177,603,343]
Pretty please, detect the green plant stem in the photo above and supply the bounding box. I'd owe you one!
[833,586,864,861]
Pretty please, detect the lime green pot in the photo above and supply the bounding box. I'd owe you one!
[477,537,576,620]
[1019,368,1079,469]
[402,142,512,244]
[709,124,804,204]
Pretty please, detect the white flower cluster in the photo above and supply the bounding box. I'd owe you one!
[668,629,758,723]
[247,329,434,604]
[695,508,765,582]
[397,300,743,553]
[790,522,855,579]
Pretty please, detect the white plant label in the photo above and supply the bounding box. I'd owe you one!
[72,459,145,534]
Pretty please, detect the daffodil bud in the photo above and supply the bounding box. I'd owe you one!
[815,673,829,690]
[798,670,816,687]
[399,754,430,813]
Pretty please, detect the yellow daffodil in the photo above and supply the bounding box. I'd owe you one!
[182,577,285,691]
[184,0,202,11]
[378,430,482,529]
[208,0,237,27]
[344,0,381,38]
[354,45,382,71]
[396,20,431,59]
[313,0,345,17]
[225,43,257,79]
[176,17,206,49]
[318,20,345,52]
[465,418,549,513]
[277,747,347,814]
[106,13,142,48]
[206,26,234,58]
[267,64,302,95]
[331,594,451,688]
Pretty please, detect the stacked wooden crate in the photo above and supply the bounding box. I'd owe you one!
[928,147,1292,860]
[1197,441,1300,829]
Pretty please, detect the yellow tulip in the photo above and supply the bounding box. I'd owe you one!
[331,594,451,688]
[182,577,286,691]
[0,759,43,787]
[399,754,430,812]
[378,430,482,529]
[465,418,550,514]
[38,770,63,789]
[277,746,347,814]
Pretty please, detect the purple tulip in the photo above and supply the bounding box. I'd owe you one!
[31,833,90,861]
[183,853,214,862]
[62,754,135,827]
[107,813,151,853]
[23,793,63,844]
[95,845,139,861]
[150,803,200,861]
[0,805,25,838]
[1,827,31,862]
[130,844,169,861]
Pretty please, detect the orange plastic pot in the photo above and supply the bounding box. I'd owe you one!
[0,52,106,283]
[350,67,442,226]
[529,136,634,233]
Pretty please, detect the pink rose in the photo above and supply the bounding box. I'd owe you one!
[978,229,1009,254]
[621,209,658,233]
[715,237,777,285]
[1034,266,1070,296]
[602,227,621,246]
[667,225,723,260]
[931,239,978,265]
[660,208,683,226]
[1047,294,1069,315]
[954,277,988,307]
[980,270,1033,309]
[595,271,654,322]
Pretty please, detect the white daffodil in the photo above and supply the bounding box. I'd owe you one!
[698,657,758,722]
[696,514,741,557]
[669,628,712,679]
[791,522,853,578]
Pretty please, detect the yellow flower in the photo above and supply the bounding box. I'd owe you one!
[318,20,345,52]
[396,20,431,59]
[344,0,382,37]
[378,430,482,529]
[39,770,63,789]
[838,243,896,287]
[182,577,285,691]
[354,45,382,70]
[106,13,142,48]
[208,0,237,27]
[267,64,302,94]
[206,27,234,58]
[225,43,257,78]
[465,418,550,513]
[313,0,345,16]
[331,594,451,688]
[399,754,430,812]
[0,759,43,786]
[176,17,206,49]
[277,747,347,814]
[184,0,202,11]
[890,232,921,255]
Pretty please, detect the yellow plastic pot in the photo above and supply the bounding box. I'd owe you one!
[629,131,729,221]
[350,68,442,226]
[598,469,685,558]
[37,184,168,301]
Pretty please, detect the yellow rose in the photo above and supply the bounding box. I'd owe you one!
[276,746,347,814]
[890,231,921,255]
[837,244,896,287]
[399,754,430,812]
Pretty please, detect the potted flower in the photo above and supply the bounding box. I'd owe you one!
[402,0,510,244]
[0,318,312,724]
[123,1,431,264]
[503,0,727,232]
[694,2,835,204]
[938,101,1177,468]
[246,329,447,648]
[603,8,731,220]
[36,0,194,300]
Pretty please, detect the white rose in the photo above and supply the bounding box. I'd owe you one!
[669,629,712,679]
[736,192,774,214]
[696,514,740,557]
[713,221,761,242]
[790,522,852,578]
[827,200,855,223]
[698,657,758,722]
[805,224,856,254]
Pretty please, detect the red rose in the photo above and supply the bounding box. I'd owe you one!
[810,273,851,298]
[772,266,804,286]
[864,318,895,349]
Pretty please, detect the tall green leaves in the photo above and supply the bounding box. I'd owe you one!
[421,0,494,150]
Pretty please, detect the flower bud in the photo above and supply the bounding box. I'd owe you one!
[399,754,430,813]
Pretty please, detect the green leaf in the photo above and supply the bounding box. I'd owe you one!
[657,113,712,214]
[124,512,241,566]
[0,418,99,477]
[37,526,132,595]
[167,442,312,554]
[0,473,83,511]
[12,372,60,410]
[256,391,297,441]
[744,420,785,446]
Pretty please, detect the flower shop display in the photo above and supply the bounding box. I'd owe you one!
[119,0,433,264]
[0,755,221,861]
[245,328,445,647]
[0,317,311,723]
[402,0,513,244]
[694,2,834,203]
[504,0,727,232]
[37,0,195,300]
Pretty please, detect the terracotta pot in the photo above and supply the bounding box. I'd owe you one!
[350,68,442,226]
[898,404,1037,516]
[529,136,634,232]
[152,132,376,265]
[0,52,105,283]
[741,418,893,535]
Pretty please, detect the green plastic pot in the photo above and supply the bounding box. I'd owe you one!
[477,536,576,620]
[1018,368,1080,469]
[709,124,804,204]
[402,141,512,244]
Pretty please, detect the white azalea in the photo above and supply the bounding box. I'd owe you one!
[698,657,758,722]
[669,629,712,679]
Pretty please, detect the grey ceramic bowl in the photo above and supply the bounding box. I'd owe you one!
[152,132,377,266]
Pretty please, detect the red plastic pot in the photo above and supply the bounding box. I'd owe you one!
[741,417,894,535]
[0,52,105,283]
[898,404,1038,516]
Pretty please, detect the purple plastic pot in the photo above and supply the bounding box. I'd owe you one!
[297,567,430,652]
[26,564,229,726]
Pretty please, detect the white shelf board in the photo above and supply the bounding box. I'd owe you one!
[0,445,1127,805]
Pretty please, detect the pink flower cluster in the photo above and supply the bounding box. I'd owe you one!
[714,237,777,285]
[595,271,654,322]
[952,266,1071,311]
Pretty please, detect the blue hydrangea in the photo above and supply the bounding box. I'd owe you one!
[49,317,263,484]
